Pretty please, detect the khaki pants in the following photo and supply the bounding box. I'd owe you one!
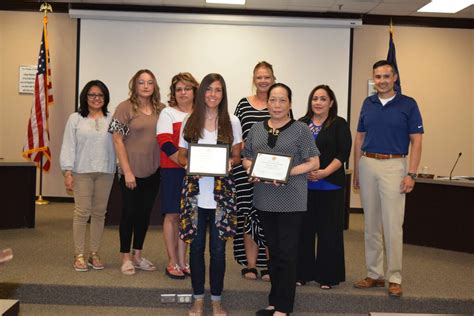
[72,172,114,255]
[359,156,406,284]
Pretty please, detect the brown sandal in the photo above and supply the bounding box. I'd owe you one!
[188,298,204,316]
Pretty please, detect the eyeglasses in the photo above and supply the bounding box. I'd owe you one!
[87,93,105,100]
[176,87,193,93]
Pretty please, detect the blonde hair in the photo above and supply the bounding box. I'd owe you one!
[128,69,165,114]
[253,61,276,81]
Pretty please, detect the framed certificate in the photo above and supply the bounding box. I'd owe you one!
[249,151,293,183]
[187,143,230,177]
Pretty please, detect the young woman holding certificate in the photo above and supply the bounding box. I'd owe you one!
[242,83,319,316]
[178,73,242,316]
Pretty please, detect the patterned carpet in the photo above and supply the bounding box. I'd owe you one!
[0,202,472,315]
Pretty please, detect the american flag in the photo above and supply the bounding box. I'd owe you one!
[22,16,54,171]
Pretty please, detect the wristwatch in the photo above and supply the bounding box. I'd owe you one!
[407,172,417,180]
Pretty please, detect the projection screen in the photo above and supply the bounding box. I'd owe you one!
[75,11,356,120]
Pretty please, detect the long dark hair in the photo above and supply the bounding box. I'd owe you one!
[183,73,233,144]
[301,84,338,129]
[78,80,110,118]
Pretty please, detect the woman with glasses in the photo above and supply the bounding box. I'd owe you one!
[157,72,198,279]
[60,80,115,272]
[178,73,242,316]
[108,69,165,275]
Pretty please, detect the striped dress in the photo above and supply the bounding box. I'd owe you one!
[232,97,270,267]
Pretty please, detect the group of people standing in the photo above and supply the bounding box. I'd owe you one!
[60,58,423,316]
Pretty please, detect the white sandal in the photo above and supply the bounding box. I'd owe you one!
[133,257,156,271]
[121,260,136,275]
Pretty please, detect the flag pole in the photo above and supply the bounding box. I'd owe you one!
[35,1,53,206]
[36,155,49,205]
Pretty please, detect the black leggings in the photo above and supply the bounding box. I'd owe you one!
[119,169,160,253]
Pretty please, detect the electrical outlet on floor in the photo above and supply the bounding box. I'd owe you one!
[177,294,193,304]
[160,294,176,303]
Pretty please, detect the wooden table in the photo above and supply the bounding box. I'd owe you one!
[0,160,36,229]
[404,178,474,253]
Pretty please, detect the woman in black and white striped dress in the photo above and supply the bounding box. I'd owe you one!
[232,61,275,280]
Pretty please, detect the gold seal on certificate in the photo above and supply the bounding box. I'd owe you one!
[187,143,230,177]
[250,151,293,183]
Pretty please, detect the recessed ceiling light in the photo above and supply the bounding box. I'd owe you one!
[206,0,246,5]
[417,0,473,13]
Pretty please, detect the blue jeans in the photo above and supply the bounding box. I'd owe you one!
[190,207,227,300]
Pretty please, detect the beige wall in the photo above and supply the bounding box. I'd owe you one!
[350,25,474,208]
[0,11,76,197]
[0,11,472,199]
[0,15,5,158]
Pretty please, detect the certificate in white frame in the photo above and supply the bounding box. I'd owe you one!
[250,151,293,183]
[187,143,230,177]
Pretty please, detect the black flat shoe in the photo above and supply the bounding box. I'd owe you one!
[296,280,306,286]
[256,308,275,316]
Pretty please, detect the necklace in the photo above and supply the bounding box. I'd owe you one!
[206,113,218,120]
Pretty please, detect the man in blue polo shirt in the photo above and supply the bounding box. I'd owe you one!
[353,60,423,297]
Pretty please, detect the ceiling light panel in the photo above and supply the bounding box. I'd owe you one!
[418,0,473,13]
[206,0,246,5]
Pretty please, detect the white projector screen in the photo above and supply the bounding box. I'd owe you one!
[78,16,351,120]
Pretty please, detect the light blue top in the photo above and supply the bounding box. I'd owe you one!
[60,112,116,174]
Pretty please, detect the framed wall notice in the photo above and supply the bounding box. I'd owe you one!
[367,79,376,96]
[19,65,37,94]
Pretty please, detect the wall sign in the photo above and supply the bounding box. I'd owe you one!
[19,65,37,94]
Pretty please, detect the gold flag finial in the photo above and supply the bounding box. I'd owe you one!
[40,2,53,16]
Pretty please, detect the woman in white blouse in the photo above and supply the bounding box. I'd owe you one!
[60,80,116,272]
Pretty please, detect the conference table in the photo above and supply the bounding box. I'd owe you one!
[404,177,474,253]
[0,160,36,229]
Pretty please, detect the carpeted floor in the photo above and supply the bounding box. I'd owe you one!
[0,202,472,315]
